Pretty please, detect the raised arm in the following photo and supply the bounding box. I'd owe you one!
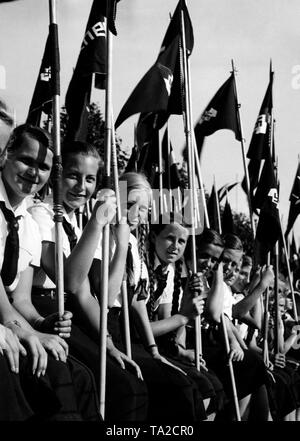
[232,265,274,322]
[205,262,224,323]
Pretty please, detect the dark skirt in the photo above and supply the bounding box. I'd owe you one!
[108,307,207,421]
[0,354,34,421]
[199,328,268,400]
[265,367,298,420]
[32,292,148,422]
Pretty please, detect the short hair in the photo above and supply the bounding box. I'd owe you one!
[185,228,224,262]
[223,233,243,252]
[6,124,53,155]
[119,171,152,194]
[61,140,102,168]
[150,212,191,236]
[242,255,253,267]
[196,228,225,249]
[0,99,14,127]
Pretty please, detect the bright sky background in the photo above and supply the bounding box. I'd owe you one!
[1,0,300,242]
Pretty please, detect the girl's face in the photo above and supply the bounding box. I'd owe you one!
[62,154,98,212]
[222,248,243,286]
[232,264,252,293]
[126,188,150,230]
[2,134,53,206]
[152,223,189,265]
[196,243,224,274]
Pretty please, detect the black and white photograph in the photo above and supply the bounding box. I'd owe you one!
[1,0,300,432]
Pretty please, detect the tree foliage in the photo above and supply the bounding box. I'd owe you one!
[59,102,131,177]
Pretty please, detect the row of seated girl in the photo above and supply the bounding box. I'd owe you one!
[1,116,298,421]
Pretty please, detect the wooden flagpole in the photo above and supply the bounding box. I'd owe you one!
[279,220,299,322]
[111,109,132,359]
[48,0,64,318]
[262,263,271,366]
[181,6,202,371]
[99,2,112,418]
[213,176,222,234]
[166,122,173,212]
[158,130,164,216]
[273,242,280,354]
[231,59,255,239]
[180,6,202,371]
[221,313,241,421]
[192,133,210,228]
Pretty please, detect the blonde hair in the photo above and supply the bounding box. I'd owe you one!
[119,171,152,206]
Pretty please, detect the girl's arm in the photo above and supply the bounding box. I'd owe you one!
[151,289,204,337]
[69,278,101,341]
[130,294,187,375]
[223,315,245,362]
[232,266,274,322]
[205,263,224,322]
[31,193,116,294]
[9,266,69,362]
[63,193,117,292]
[88,222,130,307]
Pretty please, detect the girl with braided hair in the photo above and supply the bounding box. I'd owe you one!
[147,218,226,420]
[107,171,208,421]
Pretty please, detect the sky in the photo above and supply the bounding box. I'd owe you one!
[1,0,300,242]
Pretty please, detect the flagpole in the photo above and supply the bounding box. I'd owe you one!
[180,6,202,371]
[262,266,270,366]
[166,123,173,211]
[183,31,207,232]
[231,59,255,239]
[99,3,112,418]
[221,313,241,421]
[48,0,64,318]
[133,123,138,172]
[192,133,210,228]
[273,242,280,354]
[158,130,164,216]
[111,109,132,359]
[213,176,222,234]
[279,219,299,322]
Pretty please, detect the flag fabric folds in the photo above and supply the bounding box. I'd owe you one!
[247,72,274,161]
[242,72,274,200]
[286,161,300,237]
[26,23,60,126]
[115,0,193,131]
[207,184,221,233]
[193,73,241,153]
[65,0,120,141]
[289,233,299,273]
[161,127,181,189]
[217,181,238,203]
[26,33,52,126]
[222,199,235,235]
[254,151,281,262]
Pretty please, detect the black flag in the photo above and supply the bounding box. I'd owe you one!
[254,152,280,263]
[242,71,274,200]
[26,33,53,126]
[286,161,300,237]
[116,0,193,131]
[65,0,120,141]
[194,73,241,154]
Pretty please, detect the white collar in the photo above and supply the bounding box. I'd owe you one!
[0,176,29,218]
[153,252,171,272]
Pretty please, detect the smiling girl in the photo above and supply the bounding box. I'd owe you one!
[29,141,148,421]
[0,124,100,420]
